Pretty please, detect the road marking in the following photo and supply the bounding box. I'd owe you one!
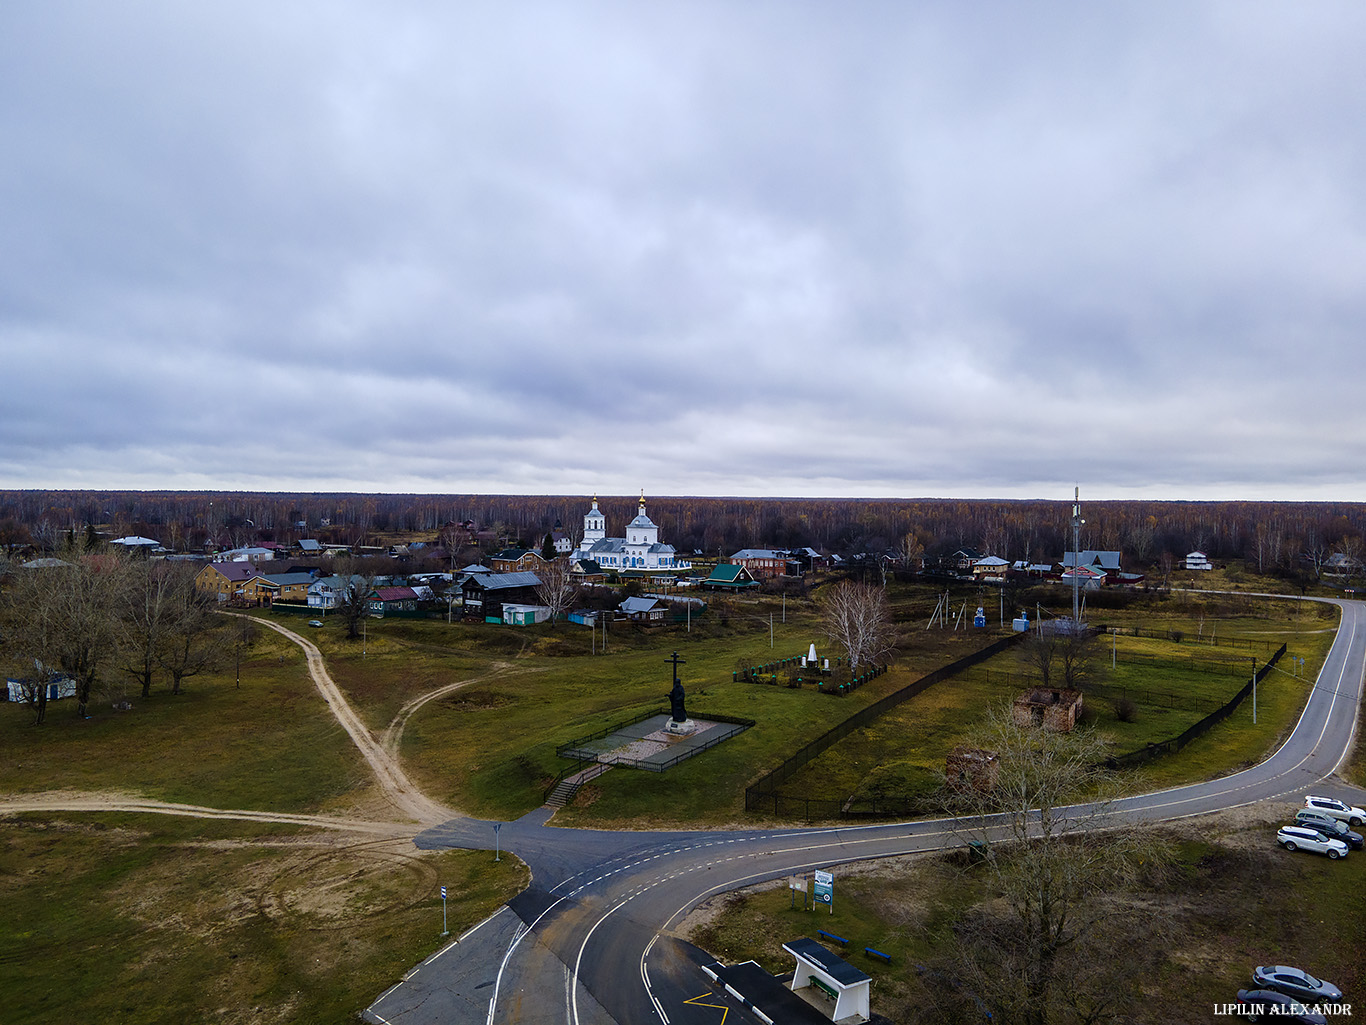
[641,934,669,1024]
[684,992,729,1022]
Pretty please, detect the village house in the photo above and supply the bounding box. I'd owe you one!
[971,555,1010,580]
[1062,550,1123,573]
[368,586,420,616]
[460,571,542,621]
[307,575,367,610]
[702,563,759,591]
[490,548,546,573]
[1185,551,1213,571]
[195,562,266,603]
[1060,564,1108,589]
[727,549,792,580]
[239,571,316,605]
[618,595,668,622]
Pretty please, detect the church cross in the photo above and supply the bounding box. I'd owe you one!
[665,650,686,685]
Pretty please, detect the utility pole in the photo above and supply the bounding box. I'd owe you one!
[1071,486,1085,629]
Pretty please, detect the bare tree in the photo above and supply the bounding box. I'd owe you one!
[117,558,178,699]
[534,557,577,626]
[1332,534,1363,585]
[897,531,925,571]
[1,555,124,719]
[1303,529,1330,581]
[819,580,895,671]
[938,708,1169,1025]
[1021,630,1101,694]
[332,559,376,640]
[1,563,69,724]
[1124,517,1157,566]
[157,569,227,694]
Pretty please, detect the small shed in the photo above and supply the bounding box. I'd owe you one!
[782,937,871,1023]
[6,677,77,702]
[502,603,551,626]
[1012,687,1083,731]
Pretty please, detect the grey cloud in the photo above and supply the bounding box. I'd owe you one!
[3,3,1366,498]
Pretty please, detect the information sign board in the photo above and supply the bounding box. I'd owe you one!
[813,869,833,909]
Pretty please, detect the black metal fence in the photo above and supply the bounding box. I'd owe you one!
[1101,624,1282,653]
[544,708,757,792]
[744,633,1029,817]
[1103,643,1286,769]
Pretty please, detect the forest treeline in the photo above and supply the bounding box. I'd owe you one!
[2,490,1365,576]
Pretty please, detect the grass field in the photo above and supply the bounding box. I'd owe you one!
[0,575,1358,1024]
[0,813,527,1025]
[773,599,1339,816]
[685,805,1366,1024]
[0,626,372,814]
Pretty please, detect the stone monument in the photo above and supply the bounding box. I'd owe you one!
[664,650,698,735]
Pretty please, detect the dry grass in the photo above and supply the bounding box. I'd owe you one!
[684,805,1366,1024]
[0,812,529,1025]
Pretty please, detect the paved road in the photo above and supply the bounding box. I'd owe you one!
[365,598,1366,1025]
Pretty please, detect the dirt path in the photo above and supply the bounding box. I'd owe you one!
[250,616,457,827]
[2,615,468,835]
[0,790,414,837]
[377,659,548,763]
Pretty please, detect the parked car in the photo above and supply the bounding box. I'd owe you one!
[1295,809,1364,849]
[308,620,324,627]
[1235,989,1328,1024]
[1276,826,1348,859]
[1303,794,1366,827]
[1252,965,1344,1003]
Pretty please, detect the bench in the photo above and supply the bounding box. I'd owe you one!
[817,929,848,946]
[808,976,839,1001]
[865,946,892,964]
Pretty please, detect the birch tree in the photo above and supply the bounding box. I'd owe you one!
[534,557,576,626]
[819,580,895,671]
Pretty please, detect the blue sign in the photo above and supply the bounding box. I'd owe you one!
[440,886,447,900]
[813,869,833,905]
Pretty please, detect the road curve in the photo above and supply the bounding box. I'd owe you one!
[375,597,1366,1025]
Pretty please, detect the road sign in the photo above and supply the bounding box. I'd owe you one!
[440,886,447,900]
[813,870,833,912]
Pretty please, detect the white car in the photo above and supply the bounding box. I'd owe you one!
[1303,795,1366,827]
[1277,825,1349,859]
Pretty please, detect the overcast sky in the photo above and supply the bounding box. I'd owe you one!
[2,3,1364,501]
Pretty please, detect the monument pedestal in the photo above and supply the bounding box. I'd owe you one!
[664,718,699,736]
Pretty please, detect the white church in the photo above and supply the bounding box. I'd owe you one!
[577,494,691,572]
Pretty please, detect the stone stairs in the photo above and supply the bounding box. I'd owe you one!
[545,762,612,807]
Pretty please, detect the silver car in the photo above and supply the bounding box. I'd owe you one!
[1277,825,1348,859]
[1303,794,1366,827]
[1295,808,1364,849]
